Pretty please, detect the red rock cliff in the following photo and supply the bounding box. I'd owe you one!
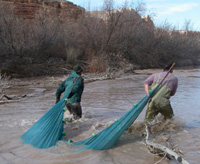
[1,0,85,20]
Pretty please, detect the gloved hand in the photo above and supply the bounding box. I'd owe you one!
[56,98,60,104]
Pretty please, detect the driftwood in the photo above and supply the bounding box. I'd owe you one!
[0,94,26,101]
[83,74,111,83]
[145,125,190,164]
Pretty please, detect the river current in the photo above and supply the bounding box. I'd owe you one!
[0,68,200,164]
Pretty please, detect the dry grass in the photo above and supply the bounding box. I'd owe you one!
[88,54,108,73]
[66,48,80,65]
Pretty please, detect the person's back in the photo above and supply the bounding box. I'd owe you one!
[146,71,178,97]
[63,71,84,103]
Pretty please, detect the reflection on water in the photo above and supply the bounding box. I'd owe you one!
[0,69,200,164]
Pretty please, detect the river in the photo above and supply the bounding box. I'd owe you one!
[0,68,199,164]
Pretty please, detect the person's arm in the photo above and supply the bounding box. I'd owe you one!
[170,77,178,96]
[144,84,149,95]
[144,74,155,95]
[55,80,66,103]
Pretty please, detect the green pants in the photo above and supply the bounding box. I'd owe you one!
[145,85,174,122]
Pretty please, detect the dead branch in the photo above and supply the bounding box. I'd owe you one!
[0,94,26,100]
[145,125,190,164]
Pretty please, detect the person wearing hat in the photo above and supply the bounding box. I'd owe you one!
[56,65,84,121]
[144,63,178,123]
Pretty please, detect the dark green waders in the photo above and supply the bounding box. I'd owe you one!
[145,76,174,122]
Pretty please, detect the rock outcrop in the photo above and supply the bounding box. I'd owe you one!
[1,0,85,20]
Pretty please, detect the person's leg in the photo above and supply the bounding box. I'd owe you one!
[71,102,82,120]
[66,102,82,120]
[160,101,174,120]
[64,103,74,122]
[66,102,73,114]
[154,87,173,120]
[144,101,158,123]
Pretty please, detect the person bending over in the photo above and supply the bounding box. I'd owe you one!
[144,63,178,123]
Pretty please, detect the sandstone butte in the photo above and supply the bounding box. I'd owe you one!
[0,0,85,20]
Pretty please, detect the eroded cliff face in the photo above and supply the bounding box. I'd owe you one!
[0,0,85,77]
[1,0,85,20]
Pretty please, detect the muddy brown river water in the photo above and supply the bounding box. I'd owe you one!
[0,69,200,164]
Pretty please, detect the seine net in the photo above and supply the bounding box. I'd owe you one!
[21,85,160,150]
[21,97,67,148]
[72,85,159,151]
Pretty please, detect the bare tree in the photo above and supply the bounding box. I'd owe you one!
[0,4,28,58]
[183,19,194,31]
[1,0,199,76]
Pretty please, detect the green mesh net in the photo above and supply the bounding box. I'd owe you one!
[21,62,175,150]
[21,84,159,150]
[21,77,75,149]
[72,85,159,151]
[21,96,66,148]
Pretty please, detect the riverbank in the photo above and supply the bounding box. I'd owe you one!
[0,69,131,104]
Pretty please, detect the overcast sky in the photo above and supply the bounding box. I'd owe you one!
[68,0,200,31]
